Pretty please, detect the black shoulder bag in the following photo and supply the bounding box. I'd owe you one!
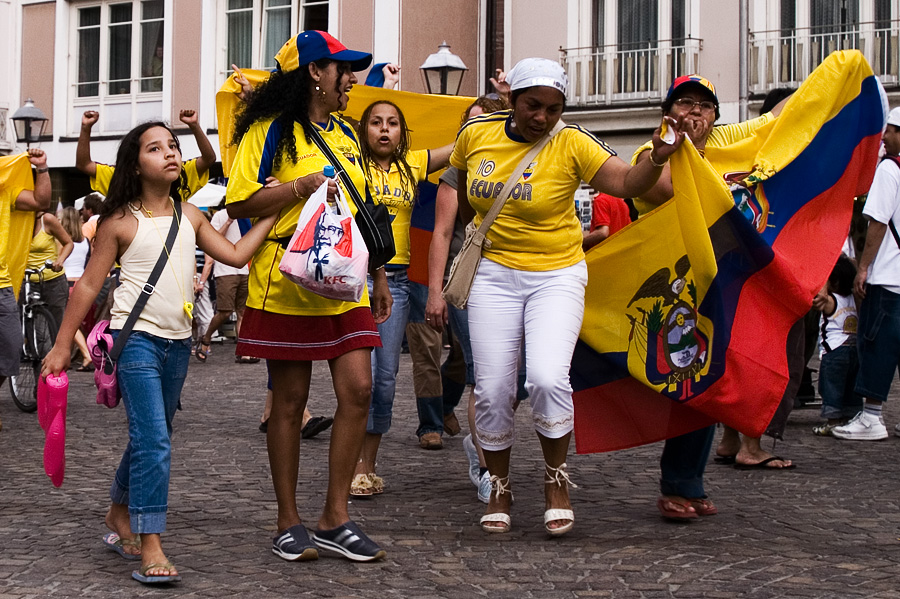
[307,128,396,270]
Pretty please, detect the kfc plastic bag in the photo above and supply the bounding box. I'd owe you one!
[279,180,369,302]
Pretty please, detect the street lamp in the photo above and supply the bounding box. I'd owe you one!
[419,42,468,95]
[10,98,48,147]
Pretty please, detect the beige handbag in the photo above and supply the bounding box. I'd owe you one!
[442,120,565,309]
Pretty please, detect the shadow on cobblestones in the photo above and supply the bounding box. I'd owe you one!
[2,348,900,598]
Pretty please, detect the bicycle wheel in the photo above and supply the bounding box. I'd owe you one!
[29,306,58,360]
[10,360,39,413]
[10,306,57,413]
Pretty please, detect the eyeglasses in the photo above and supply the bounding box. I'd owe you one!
[673,98,716,112]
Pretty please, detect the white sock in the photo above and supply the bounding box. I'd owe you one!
[863,402,883,418]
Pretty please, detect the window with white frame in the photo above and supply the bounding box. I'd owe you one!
[224,0,331,74]
[75,0,164,98]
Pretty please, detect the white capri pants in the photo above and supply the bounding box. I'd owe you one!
[468,258,588,451]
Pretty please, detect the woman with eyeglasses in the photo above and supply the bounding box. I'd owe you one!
[632,75,790,521]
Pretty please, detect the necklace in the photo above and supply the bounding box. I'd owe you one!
[137,198,194,319]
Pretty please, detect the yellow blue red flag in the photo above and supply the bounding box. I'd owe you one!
[572,50,886,453]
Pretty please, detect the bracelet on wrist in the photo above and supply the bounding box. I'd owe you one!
[648,152,667,168]
[290,178,303,200]
[36,167,49,174]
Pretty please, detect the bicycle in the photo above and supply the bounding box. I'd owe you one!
[10,260,59,412]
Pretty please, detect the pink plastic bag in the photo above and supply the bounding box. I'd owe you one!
[86,319,121,408]
[279,181,369,302]
[37,373,68,488]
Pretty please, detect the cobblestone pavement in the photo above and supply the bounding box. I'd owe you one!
[2,346,900,599]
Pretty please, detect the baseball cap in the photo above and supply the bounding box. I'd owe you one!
[887,107,900,127]
[506,58,568,97]
[665,74,719,105]
[274,30,372,73]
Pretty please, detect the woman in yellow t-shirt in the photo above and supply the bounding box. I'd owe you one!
[450,58,683,536]
[225,31,391,563]
[350,100,452,495]
[24,211,73,328]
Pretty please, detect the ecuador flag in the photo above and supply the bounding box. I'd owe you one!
[572,50,886,453]
[1,153,37,300]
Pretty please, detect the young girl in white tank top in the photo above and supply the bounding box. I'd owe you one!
[43,121,275,585]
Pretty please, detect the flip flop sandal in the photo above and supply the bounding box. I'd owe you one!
[734,456,796,470]
[368,473,384,494]
[657,496,699,521]
[102,532,141,561]
[235,356,261,364]
[713,454,736,465]
[132,561,181,584]
[687,497,718,516]
[301,416,334,439]
[194,340,210,363]
[350,473,374,497]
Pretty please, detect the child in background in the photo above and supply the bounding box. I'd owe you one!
[43,121,274,585]
[811,254,863,436]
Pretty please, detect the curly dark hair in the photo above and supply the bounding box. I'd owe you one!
[358,100,418,201]
[99,122,189,224]
[232,59,332,171]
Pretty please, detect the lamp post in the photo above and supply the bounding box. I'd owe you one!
[10,98,48,148]
[419,42,468,95]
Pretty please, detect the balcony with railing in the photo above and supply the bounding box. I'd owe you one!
[560,38,702,107]
[750,21,899,94]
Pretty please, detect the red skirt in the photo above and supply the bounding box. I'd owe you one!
[237,306,381,361]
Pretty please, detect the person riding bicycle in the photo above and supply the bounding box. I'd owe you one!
[0,149,51,430]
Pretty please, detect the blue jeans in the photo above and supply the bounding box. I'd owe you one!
[368,270,411,434]
[659,425,715,498]
[819,343,863,419]
[855,284,900,402]
[109,331,191,533]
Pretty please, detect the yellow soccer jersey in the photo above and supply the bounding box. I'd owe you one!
[631,113,774,217]
[450,110,614,271]
[367,149,430,266]
[227,115,372,316]
[91,159,209,201]
[0,186,26,289]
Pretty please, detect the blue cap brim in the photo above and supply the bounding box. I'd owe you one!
[332,50,373,72]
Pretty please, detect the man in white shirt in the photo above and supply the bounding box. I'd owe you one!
[833,107,900,441]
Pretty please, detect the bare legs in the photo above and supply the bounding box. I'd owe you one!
[266,349,372,533]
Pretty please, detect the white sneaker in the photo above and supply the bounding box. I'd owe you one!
[832,411,888,441]
[477,470,491,504]
[894,422,900,438]
[463,434,480,487]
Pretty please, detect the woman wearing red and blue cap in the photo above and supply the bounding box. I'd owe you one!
[632,74,790,521]
[226,30,392,563]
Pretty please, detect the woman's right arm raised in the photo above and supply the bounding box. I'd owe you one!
[42,219,121,376]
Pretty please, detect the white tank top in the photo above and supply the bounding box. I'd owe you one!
[63,239,90,279]
[110,204,196,339]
